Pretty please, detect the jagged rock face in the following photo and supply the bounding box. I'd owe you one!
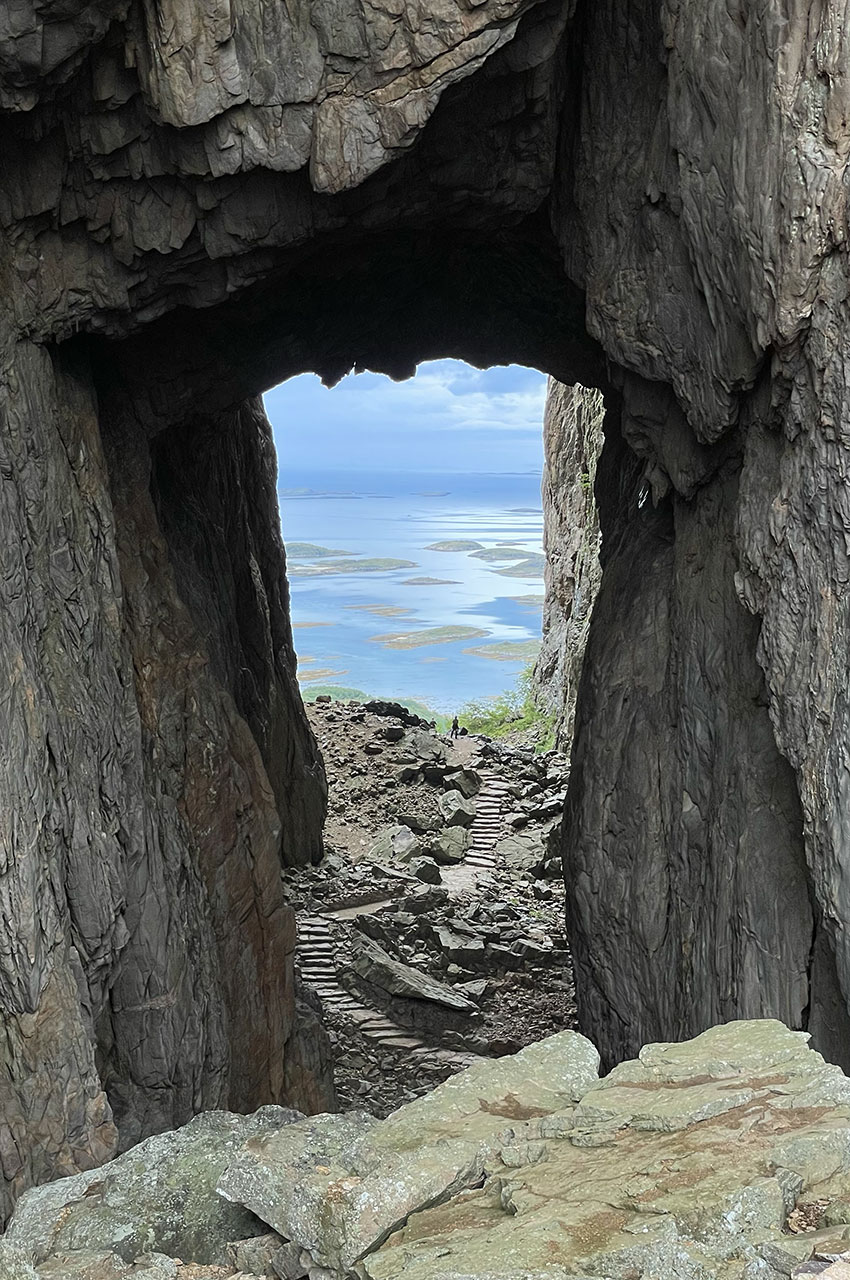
[3,0,850,1223]
[534,380,604,749]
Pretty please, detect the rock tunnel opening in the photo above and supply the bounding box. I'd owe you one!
[216,356,594,1113]
[265,359,555,712]
[62,168,838,1147]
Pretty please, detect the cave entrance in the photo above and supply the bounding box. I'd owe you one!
[254,357,607,1114]
[260,360,562,1111]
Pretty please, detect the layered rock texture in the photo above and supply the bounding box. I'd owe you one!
[4,0,850,1223]
[8,1021,850,1278]
[534,380,604,748]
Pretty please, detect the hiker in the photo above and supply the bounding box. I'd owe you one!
[450,715,460,739]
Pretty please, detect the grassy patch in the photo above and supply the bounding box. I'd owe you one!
[299,666,349,683]
[458,664,556,750]
[469,547,528,563]
[303,684,371,701]
[301,684,449,730]
[462,639,541,662]
[493,554,545,578]
[287,541,351,558]
[290,557,417,577]
[402,577,460,585]
[344,603,413,617]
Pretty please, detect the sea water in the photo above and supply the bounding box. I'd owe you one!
[279,468,544,715]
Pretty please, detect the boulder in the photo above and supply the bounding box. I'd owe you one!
[364,702,426,729]
[432,926,486,968]
[494,831,545,872]
[351,936,475,1012]
[443,769,481,799]
[422,764,453,786]
[227,1231,287,1275]
[362,1021,850,1280]
[410,858,442,885]
[367,826,420,864]
[395,813,439,834]
[399,888,449,915]
[217,1033,599,1274]
[3,1110,300,1267]
[431,827,471,865]
[437,791,475,828]
[405,731,446,765]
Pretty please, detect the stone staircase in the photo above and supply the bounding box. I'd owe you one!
[296,911,478,1064]
[295,768,515,1067]
[465,772,512,869]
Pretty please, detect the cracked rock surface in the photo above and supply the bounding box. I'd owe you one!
[9,1022,850,1279]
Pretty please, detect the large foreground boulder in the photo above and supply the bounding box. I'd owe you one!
[14,1022,850,1279]
[362,1021,850,1279]
[2,1109,300,1268]
[217,1031,600,1273]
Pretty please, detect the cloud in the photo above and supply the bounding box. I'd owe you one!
[265,359,548,473]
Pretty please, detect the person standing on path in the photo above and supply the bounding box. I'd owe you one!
[450,715,460,739]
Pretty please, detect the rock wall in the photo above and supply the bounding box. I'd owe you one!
[3,0,850,1217]
[534,380,604,750]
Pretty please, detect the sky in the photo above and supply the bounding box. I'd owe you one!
[263,359,548,475]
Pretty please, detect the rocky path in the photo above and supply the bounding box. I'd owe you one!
[297,908,481,1063]
[466,772,511,868]
[285,698,577,1115]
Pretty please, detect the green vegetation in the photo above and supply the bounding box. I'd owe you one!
[469,547,527,562]
[402,577,460,585]
[299,666,349,682]
[426,540,484,552]
[303,684,371,701]
[458,663,556,751]
[493,553,546,578]
[344,603,413,617]
[369,625,490,650]
[301,685,449,730]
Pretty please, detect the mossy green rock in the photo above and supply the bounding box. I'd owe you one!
[218,1032,600,1273]
[360,1021,850,1280]
[3,1109,300,1267]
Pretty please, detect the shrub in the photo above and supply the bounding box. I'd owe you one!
[458,664,556,750]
